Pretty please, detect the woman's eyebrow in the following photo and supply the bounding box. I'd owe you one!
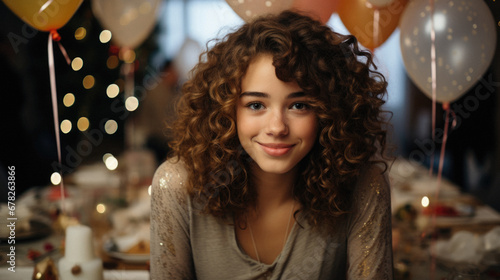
[240,91,306,98]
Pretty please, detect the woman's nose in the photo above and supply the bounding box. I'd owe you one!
[266,110,288,136]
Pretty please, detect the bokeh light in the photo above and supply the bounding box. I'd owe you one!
[63,93,75,107]
[104,119,118,135]
[125,96,139,111]
[77,117,90,132]
[75,27,86,40]
[60,119,72,134]
[99,30,112,43]
[96,203,106,214]
[107,55,119,69]
[104,155,119,170]
[83,75,95,89]
[50,172,62,185]
[71,57,83,71]
[106,84,120,98]
[421,196,430,208]
[119,48,136,63]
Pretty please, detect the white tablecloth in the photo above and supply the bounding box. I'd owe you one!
[0,268,149,280]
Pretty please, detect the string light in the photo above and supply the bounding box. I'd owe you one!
[96,203,106,214]
[50,172,62,185]
[125,96,139,111]
[421,196,430,208]
[63,93,75,107]
[104,119,118,134]
[106,84,120,98]
[107,55,119,69]
[83,75,95,89]
[75,27,86,40]
[103,153,113,163]
[99,30,112,43]
[71,57,83,71]
[104,154,119,170]
[60,119,72,134]
[77,117,90,132]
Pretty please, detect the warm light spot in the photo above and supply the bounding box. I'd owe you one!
[107,55,119,69]
[421,196,430,208]
[71,57,83,71]
[119,48,136,63]
[50,172,62,185]
[106,84,120,98]
[36,272,42,279]
[102,153,113,163]
[125,96,139,111]
[63,93,75,107]
[105,155,119,170]
[96,203,106,214]
[77,117,90,131]
[61,119,72,134]
[139,2,152,13]
[83,75,95,89]
[100,30,112,43]
[148,185,152,196]
[104,119,118,135]
[75,27,86,40]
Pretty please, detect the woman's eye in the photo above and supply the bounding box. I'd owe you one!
[247,102,264,110]
[291,102,309,110]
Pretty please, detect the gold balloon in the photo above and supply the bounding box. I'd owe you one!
[337,0,408,50]
[2,0,83,31]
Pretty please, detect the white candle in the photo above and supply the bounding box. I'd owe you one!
[58,225,103,280]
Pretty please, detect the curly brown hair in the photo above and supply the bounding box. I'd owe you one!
[168,10,389,231]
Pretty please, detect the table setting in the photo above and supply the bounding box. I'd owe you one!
[0,149,155,280]
[390,157,500,279]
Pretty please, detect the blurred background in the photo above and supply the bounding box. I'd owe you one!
[0,0,498,212]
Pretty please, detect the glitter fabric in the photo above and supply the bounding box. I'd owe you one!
[150,159,393,279]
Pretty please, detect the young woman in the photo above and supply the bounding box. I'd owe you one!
[151,10,393,279]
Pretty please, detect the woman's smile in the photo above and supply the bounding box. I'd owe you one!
[236,54,318,175]
[257,142,296,157]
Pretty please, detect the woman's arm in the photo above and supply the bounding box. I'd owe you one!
[347,164,394,279]
[150,160,195,279]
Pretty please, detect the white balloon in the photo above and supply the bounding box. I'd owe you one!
[399,0,496,103]
[92,0,160,49]
[366,0,395,8]
[225,0,295,22]
[173,38,204,84]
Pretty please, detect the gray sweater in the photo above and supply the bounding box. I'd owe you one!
[150,159,393,279]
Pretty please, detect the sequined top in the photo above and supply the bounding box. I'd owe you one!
[150,159,393,280]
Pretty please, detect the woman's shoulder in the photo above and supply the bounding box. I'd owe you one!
[152,157,189,195]
[354,162,390,195]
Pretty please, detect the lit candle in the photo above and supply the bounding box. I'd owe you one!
[416,196,430,230]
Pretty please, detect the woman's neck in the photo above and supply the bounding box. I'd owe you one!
[250,164,298,213]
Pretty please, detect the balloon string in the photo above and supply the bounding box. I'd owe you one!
[50,30,71,65]
[122,58,135,149]
[429,0,437,176]
[48,33,66,215]
[429,102,451,280]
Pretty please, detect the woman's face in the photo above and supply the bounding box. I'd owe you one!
[236,54,318,175]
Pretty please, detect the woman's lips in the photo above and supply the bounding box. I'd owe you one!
[258,143,295,156]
